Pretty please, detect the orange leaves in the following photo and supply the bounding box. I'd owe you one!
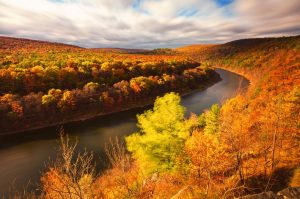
[184,130,233,194]
[41,168,96,199]
[95,163,140,198]
[41,133,97,199]
[41,168,68,198]
[10,101,23,117]
[0,94,23,119]
[130,81,141,94]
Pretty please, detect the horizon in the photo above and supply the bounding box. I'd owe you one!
[1,0,300,49]
[2,34,299,50]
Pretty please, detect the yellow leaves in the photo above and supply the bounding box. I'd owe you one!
[126,93,190,175]
[185,130,228,172]
[44,66,59,75]
[101,62,111,71]
[49,88,62,98]
[184,130,233,196]
[42,88,63,106]
[83,82,99,93]
[130,76,155,92]
[185,113,199,132]
[61,90,72,102]
[62,91,77,106]
[221,94,247,115]
[30,65,44,74]
[42,94,56,106]
[220,94,251,140]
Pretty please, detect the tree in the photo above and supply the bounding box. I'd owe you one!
[184,130,231,196]
[126,93,193,175]
[42,94,56,106]
[23,92,43,114]
[58,90,77,111]
[41,133,96,198]
[129,76,155,95]
[99,91,115,110]
[220,95,252,185]
[42,89,62,107]
[203,104,220,137]
[59,67,77,89]
[83,82,99,93]
[44,66,59,89]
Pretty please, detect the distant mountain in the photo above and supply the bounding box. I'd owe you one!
[176,35,300,61]
[0,36,149,54]
[0,36,82,50]
[1,35,299,55]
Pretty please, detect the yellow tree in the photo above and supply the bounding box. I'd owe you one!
[185,130,232,196]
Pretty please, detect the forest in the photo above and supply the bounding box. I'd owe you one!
[0,36,220,134]
[3,35,300,198]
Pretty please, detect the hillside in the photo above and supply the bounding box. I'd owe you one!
[0,36,220,134]
[177,36,300,96]
[2,35,300,198]
[0,36,82,51]
[0,36,153,54]
[92,36,300,198]
[174,35,300,196]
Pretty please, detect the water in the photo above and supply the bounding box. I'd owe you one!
[0,69,249,195]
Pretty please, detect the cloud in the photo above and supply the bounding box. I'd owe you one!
[0,0,299,48]
[232,0,300,36]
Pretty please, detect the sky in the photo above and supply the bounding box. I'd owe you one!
[0,0,300,48]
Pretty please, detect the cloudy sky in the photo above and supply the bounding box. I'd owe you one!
[0,0,300,48]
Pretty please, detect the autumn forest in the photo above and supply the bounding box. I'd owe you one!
[0,34,298,198]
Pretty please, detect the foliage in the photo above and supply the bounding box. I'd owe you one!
[7,35,300,198]
[41,133,96,199]
[0,36,219,133]
[126,93,196,175]
[184,130,233,196]
[198,104,220,137]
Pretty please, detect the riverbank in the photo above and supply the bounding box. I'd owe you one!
[0,68,249,195]
[0,69,221,136]
[177,36,300,196]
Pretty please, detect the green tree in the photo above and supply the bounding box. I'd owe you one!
[198,104,220,137]
[126,92,192,175]
[204,104,220,136]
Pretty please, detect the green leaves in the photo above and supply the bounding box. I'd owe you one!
[126,93,192,175]
[203,104,220,136]
[198,104,220,137]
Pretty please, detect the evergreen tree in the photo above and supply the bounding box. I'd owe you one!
[126,92,192,175]
[204,104,220,136]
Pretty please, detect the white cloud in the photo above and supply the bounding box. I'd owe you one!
[0,0,299,48]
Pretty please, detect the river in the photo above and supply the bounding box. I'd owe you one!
[0,69,249,195]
